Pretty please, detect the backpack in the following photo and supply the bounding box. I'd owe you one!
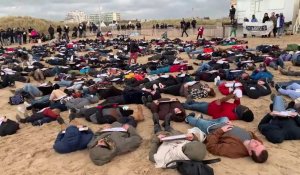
[166,158,221,175]
[9,94,24,105]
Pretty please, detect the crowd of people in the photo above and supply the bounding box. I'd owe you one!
[0,16,300,174]
[229,5,287,38]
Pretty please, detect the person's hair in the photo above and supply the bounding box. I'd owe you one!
[208,88,216,97]
[242,110,254,122]
[251,150,268,163]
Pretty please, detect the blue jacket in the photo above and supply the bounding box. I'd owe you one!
[53,125,94,153]
[250,71,273,81]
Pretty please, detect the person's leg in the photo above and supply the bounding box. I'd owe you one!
[278,88,300,100]
[233,29,237,37]
[101,95,125,105]
[160,84,181,96]
[23,84,43,97]
[272,95,286,112]
[286,83,300,90]
[183,101,209,114]
[186,116,229,134]
[197,62,211,72]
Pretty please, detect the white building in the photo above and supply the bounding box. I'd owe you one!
[65,10,88,23]
[235,0,300,24]
[89,12,121,24]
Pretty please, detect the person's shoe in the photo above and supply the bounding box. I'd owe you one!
[147,95,153,103]
[270,93,275,101]
[274,84,281,91]
[186,95,194,104]
[16,114,26,123]
[287,101,295,110]
[141,96,147,106]
[188,112,196,117]
[57,117,65,125]
[69,113,76,122]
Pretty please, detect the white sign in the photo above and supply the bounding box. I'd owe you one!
[243,22,274,36]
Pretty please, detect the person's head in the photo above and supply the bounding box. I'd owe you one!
[174,108,182,114]
[252,15,256,19]
[182,141,207,161]
[271,12,275,16]
[235,105,254,122]
[231,5,234,8]
[245,139,268,163]
[264,13,268,17]
[89,136,117,165]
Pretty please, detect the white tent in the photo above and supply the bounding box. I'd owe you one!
[100,22,107,27]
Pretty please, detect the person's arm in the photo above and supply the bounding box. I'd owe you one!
[149,135,161,162]
[258,114,273,132]
[216,94,235,104]
[205,125,247,158]
[122,125,143,151]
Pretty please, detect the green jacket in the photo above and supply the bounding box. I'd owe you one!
[88,122,142,165]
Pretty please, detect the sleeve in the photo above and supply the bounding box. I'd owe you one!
[54,132,65,143]
[233,99,241,105]
[258,114,273,132]
[294,116,300,126]
[148,135,161,162]
[122,126,143,151]
[87,131,102,149]
[206,128,245,158]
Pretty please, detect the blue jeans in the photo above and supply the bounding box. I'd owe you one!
[186,116,229,134]
[197,63,211,72]
[22,84,43,97]
[57,80,73,87]
[183,101,209,114]
[31,95,50,105]
[189,50,203,59]
[278,83,300,100]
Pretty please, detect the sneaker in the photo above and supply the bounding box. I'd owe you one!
[57,117,65,125]
[147,95,153,103]
[274,84,281,91]
[141,96,147,106]
[16,114,26,123]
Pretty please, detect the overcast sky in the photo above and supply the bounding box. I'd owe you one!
[0,0,231,21]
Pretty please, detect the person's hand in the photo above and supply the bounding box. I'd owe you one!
[154,100,159,105]
[215,99,221,105]
[186,133,194,141]
[123,124,130,131]
[225,121,232,125]
[257,80,265,85]
[288,112,299,118]
[158,134,166,141]
[102,124,111,129]
[170,98,177,101]
[221,125,233,132]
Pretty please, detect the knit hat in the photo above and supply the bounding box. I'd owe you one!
[235,105,254,122]
[187,127,206,142]
[89,138,117,166]
[182,141,207,161]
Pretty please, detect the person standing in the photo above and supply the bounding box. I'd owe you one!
[56,26,62,40]
[129,40,139,65]
[197,26,204,40]
[22,28,27,44]
[262,13,270,38]
[64,25,70,40]
[48,25,55,40]
[277,13,285,37]
[270,12,277,37]
[251,15,258,22]
[181,23,189,37]
[191,18,197,29]
[230,19,238,37]
[180,18,186,29]
[229,5,236,23]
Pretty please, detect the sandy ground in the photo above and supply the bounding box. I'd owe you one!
[1,32,300,175]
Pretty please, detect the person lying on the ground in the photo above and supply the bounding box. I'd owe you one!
[250,64,273,81]
[16,107,61,126]
[194,69,246,82]
[275,82,300,101]
[53,117,94,154]
[183,94,254,122]
[185,114,268,163]
[149,112,206,168]
[0,116,20,137]
[65,95,99,110]
[258,95,300,143]
[263,55,284,70]
[159,81,215,99]
[143,97,186,122]
[215,78,244,98]
[12,83,60,100]
[192,58,230,73]
[88,122,142,166]
[239,78,271,99]
[279,67,300,76]
[70,103,144,126]
[101,87,161,105]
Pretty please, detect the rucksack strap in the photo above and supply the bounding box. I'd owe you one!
[166,158,221,169]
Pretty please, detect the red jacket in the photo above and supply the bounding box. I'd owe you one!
[207,99,240,120]
[218,81,242,96]
[198,27,204,35]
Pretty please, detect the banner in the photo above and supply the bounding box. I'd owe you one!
[243,22,274,36]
